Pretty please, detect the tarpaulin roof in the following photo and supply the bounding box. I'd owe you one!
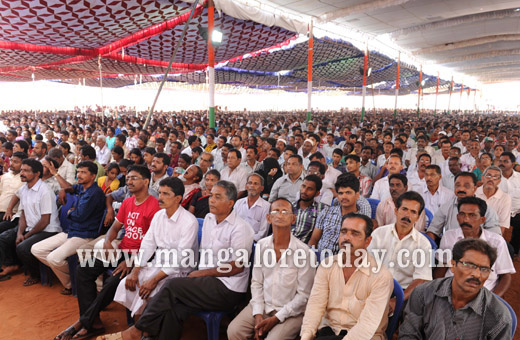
[0,0,462,94]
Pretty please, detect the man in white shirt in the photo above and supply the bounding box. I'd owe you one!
[230,135,247,161]
[442,156,462,190]
[460,139,480,172]
[321,133,337,159]
[114,177,199,316]
[435,197,514,296]
[94,136,111,166]
[269,155,305,204]
[49,147,76,184]
[405,135,435,169]
[476,166,511,234]
[235,173,271,242]
[421,164,455,215]
[369,191,432,312]
[0,151,26,233]
[243,146,261,173]
[497,152,520,255]
[112,180,254,340]
[220,149,249,198]
[228,198,315,340]
[310,152,341,190]
[453,129,470,154]
[407,153,430,192]
[371,155,403,202]
[0,158,61,285]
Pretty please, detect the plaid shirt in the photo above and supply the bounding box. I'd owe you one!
[292,200,326,243]
[316,197,372,254]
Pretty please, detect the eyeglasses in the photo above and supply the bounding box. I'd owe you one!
[270,210,292,216]
[126,176,144,181]
[483,174,501,180]
[456,260,493,275]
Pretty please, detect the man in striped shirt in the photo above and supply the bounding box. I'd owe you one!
[292,175,326,243]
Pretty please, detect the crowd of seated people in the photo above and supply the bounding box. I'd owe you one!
[0,108,517,339]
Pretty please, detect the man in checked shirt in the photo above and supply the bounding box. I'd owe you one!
[291,175,326,244]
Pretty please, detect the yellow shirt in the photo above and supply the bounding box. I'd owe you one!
[300,253,394,340]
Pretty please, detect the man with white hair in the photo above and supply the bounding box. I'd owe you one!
[476,165,512,234]
[94,136,111,166]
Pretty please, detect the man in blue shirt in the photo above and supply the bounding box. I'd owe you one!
[32,161,106,295]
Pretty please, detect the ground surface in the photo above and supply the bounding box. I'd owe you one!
[1,261,519,340]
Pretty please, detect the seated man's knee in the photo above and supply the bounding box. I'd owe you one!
[46,249,67,267]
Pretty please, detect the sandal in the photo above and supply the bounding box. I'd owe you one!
[72,327,105,339]
[61,288,73,295]
[23,277,39,286]
[96,332,123,340]
[54,326,79,340]
[0,274,11,281]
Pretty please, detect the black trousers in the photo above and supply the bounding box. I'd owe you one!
[0,212,18,234]
[0,226,56,278]
[315,327,348,340]
[77,258,123,330]
[510,214,520,255]
[136,276,246,340]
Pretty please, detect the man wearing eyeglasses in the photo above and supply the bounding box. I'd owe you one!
[475,166,512,234]
[228,198,316,340]
[434,197,514,297]
[401,238,512,339]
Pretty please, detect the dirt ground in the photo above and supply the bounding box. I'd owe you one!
[1,261,519,340]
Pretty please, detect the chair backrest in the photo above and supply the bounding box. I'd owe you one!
[420,232,438,250]
[58,193,77,233]
[366,198,380,219]
[494,294,517,337]
[424,208,433,228]
[97,209,108,235]
[386,279,405,339]
[197,218,204,245]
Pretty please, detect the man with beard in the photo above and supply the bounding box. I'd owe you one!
[291,175,325,243]
[53,165,159,340]
[426,172,501,242]
[0,159,61,285]
[149,153,170,197]
[434,197,514,297]
[299,139,314,169]
[371,155,404,201]
[368,191,432,315]
[401,238,512,339]
[476,166,511,234]
[235,173,271,242]
[301,213,394,339]
[31,161,105,295]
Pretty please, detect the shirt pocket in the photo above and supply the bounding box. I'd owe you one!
[278,266,298,287]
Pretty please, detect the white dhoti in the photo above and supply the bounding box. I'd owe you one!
[114,266,184,316]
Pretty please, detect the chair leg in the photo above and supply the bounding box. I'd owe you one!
[67,255,78,297]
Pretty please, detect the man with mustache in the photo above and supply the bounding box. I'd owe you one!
[0,151,27,234]
[31,161,106,295]
[114,177,199,317]
[235,173,271,242]
[434,197,514,297]
[368,191,432,315]
[292,175,325,243]
[421,164,454,214]
[54,165,159,340]
[497,151,520,255]
[376,174,425,231]
[309,173,372,255]
[371,155,404,201]
[476,166,512,234]
[400,238,512,339]
[301,213,394,340]
[228,198,316,340]
[426,172,501,242]
[441,156,462,190]
[406,152,430,192]
[0,158,61,285]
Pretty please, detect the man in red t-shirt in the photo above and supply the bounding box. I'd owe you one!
[55,165,160,340]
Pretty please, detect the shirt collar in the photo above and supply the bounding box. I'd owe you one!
[211,209,237,227]
[30,179,43,192]
[168,206,183,223]
[391,223,418,241]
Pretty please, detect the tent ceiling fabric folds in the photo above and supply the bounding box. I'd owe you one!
[0,0,461,93]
